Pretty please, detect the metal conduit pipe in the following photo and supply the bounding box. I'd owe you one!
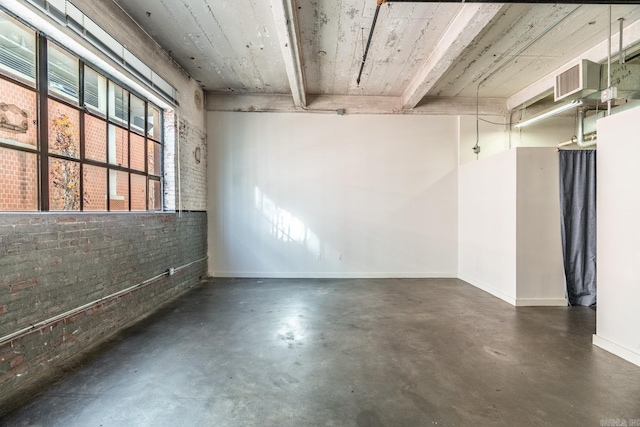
[557,109,597,148]
[357,0,387,86]
[0,257,208,346]
[577,109,597,148]
[387,0,634,3]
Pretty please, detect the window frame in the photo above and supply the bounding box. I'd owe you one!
[0,13,163,213]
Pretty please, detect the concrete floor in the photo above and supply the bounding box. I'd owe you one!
[2,278,640,426]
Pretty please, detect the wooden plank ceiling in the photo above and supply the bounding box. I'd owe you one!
[115,0,640,113]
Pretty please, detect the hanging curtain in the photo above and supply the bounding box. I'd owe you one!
[559,150,597,306]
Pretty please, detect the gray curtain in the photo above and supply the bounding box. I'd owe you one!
[559,150,597,306]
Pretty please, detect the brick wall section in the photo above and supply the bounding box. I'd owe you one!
[163,110,177,211]
[130,132,145,172]
[178,117,207,211]
[0,148,38,211]
[0,79,37,147]
[0,212,207,414]
[85,114,106,162]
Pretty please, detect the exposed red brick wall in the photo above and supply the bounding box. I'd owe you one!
[131,173,146,211]
[110,125,128,168]
[109,170,129,211]
[0,148,38,211]
[130,132,145,171]
[0,79,37,147]
[83,164,107,211]
[85,114,106,162]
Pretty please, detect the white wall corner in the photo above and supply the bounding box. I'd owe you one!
[593,335,640,368]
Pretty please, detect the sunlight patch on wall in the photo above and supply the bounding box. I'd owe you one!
[255,186,320,256]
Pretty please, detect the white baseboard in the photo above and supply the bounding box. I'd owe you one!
[210,271,457,279]
[593,335,640,368]
[457,274,517,306]
[515,298,567,307]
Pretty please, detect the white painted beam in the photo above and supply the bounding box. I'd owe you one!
[270,0,306,108]
[206,93,507,116]
[507,17,640,111]
[401,3,504,110]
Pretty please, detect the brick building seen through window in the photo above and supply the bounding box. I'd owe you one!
[0,11,162,212]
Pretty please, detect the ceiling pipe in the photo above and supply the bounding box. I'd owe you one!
[387,0,633,3]
[619,18,625,64]
[560,108,597,148]
[357,0,387,86]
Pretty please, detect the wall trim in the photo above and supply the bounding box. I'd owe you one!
[211,271,458,279]
[593,334,640,368]
[515,298,567,307]
[458,274,517,306]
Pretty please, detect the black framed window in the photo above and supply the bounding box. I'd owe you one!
[0,11,163,212]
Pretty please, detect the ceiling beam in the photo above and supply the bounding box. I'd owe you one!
[400,3,504,110]
[507,17,640,111]
[206,93,507,116]
[270,0,306,108]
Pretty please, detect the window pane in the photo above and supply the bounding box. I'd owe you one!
[108,124,128,167]
[0,146,37,210]
[149,178,161,211]
[147,105,160,140]
[49,157,80,211]
[148,141,161,175]
[83,164,106,211]
[130,95,145,134]
[84,66,107,116]
[49,99,80,158]
[131,173,146,211]
[108,82,128,125]
[0,78,37,147]
[0,13,36,84]
[48,43,79,102]
[109,169,129,211]
[130,132,144,171]
[85,114,106,162]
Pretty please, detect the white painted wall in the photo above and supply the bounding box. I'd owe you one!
[515,148,566,305]
[458,149,517,304]
[459,115,509,165]
[459,115,575,165]
[512,116,575,148]
[458,147,565,306]
[593,106,640,367]
[207,112,459,278]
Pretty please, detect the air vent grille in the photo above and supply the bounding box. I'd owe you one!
[556,64,580,100]
[554,60,601,101]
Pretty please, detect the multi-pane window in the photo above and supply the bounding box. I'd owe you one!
[0,14,37,211]
[0,11,162,212]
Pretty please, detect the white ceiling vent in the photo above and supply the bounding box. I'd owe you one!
[554,60,601,102]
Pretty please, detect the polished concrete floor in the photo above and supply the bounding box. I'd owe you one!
[2,278,640,426]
